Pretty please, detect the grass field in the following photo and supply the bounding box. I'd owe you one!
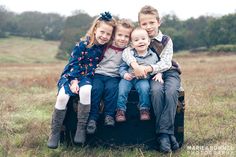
[0,37,235,157]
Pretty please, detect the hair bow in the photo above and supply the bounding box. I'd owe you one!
[99,12,112,21]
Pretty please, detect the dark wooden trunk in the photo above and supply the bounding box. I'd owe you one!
[60,88,185,150]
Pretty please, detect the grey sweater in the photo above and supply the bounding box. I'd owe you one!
[95,45,124,77]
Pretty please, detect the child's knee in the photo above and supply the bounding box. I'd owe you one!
[57,95,69,103]
[79,85,92,104]
[138,82,150,92]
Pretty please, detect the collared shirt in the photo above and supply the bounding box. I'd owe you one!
[119,48,158,78]
[122,30,173,74]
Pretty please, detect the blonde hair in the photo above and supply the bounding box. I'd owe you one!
[138,5,160,22]
[81,16,116,48]
[116,19,134,30]
[131,27,149,40]
[114,19,134,40]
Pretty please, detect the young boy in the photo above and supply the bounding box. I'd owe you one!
[86,19,134,134]
[116,27,162,122]
[122,6,181,153]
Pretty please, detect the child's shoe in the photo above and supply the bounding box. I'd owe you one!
[140,109,150,121]
[86,119,97,134]
[104,115,115,126]
[116,109,126,122]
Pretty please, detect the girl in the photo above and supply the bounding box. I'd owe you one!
[47,12,116,149]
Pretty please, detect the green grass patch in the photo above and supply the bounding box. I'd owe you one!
[0,36,63,64]
[209,44,236,53]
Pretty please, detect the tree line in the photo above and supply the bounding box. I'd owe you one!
[0,5,235,59]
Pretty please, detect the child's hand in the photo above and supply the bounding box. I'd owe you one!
[133,65,147,79]
[124,73,134,81]
[70,80,79,94]
[152,73,164,83]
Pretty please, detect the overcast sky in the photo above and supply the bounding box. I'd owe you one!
[1,0,236,21]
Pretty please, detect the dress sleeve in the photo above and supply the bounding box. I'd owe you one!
[60,42,86,82]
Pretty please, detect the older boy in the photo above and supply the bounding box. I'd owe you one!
[122,6,181,153]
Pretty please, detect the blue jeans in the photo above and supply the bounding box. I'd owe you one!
[89,74,120,121]
[117,78,151,111]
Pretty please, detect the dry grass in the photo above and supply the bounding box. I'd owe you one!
[0,37,236,156]
[175,53,236,156]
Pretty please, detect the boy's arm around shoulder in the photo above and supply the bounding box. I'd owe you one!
[122,47,147,78]
[122,47,137,66]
